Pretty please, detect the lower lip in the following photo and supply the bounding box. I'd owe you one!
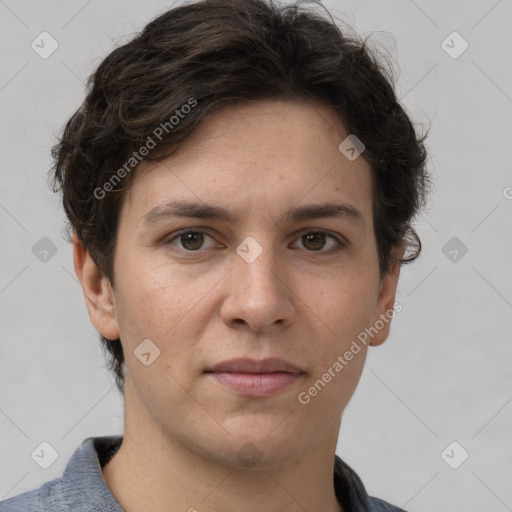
[207,372,302,397]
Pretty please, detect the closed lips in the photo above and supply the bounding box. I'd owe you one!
[206,357,303,374]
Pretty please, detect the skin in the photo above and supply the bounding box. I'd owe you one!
[74,98,404,512]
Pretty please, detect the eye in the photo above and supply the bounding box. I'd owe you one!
[164,229,346,255]
[291,231,345,253]
[166,230,219,252]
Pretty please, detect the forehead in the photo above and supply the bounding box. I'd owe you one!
[122,99,374,230]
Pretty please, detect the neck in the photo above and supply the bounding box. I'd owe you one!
[102,386,344,512]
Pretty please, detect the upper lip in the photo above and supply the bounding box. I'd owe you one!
[207,358,303,374]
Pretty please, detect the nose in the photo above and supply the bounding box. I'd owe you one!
[219,237,296,332]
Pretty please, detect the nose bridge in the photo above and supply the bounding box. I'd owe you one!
[221,232,295,330]
[233,233,282,293]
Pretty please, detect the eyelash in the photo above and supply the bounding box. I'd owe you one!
[164,228,346,256]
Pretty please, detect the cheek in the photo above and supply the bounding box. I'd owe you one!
[114,260,218,351]
[113,263,174,347]
[305,271,378,345]
[300,281,373,403]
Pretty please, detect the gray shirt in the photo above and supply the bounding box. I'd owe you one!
[0,436,406,511]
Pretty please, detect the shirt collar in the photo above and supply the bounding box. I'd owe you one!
[334,453,373,511]
[62,436,124,512]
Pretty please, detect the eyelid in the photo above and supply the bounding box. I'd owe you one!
[294,228,347,246]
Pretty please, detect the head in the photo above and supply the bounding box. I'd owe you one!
[52,0,430,466]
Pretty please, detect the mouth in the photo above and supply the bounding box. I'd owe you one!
[205,357,305,397]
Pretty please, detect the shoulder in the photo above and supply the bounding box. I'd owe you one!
[0,477,68,512]
[334,454,408,512]
[0,436,123,512]
[368,496,408,511]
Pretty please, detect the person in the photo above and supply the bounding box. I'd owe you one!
[0,0,431,510]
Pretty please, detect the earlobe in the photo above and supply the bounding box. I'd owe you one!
[368,245,405,347]
[72,232,120,341]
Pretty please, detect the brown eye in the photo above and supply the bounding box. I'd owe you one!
[302,232,327,251]
[293,231,344,253]
[179,231,205,250]
[166,230,217,252]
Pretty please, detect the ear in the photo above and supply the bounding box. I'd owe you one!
[72,232,120,341]
[368,244,405,347]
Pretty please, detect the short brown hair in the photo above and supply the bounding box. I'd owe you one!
[50,0,431,394]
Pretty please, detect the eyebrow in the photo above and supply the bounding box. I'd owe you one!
[141,199,366,229]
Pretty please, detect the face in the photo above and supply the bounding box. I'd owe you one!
[77,99,402,468]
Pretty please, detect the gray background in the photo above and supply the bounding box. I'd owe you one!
[1,0,511,510]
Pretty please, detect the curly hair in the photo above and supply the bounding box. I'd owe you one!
[50,0,431,394]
